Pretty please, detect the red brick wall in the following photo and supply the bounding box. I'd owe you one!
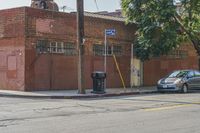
[0,8,25,38]
[0,38,25,91]
[143,44,199,86]
[24,7,135,91]
[0,8,25,91]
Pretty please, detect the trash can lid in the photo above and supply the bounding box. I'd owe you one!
[91,71,106,78]
[92,71,106,74]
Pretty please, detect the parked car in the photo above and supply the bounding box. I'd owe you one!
[157,70,200,93]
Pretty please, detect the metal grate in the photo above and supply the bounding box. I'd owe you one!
[93,44,123,56]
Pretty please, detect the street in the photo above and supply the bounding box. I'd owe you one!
[0,93,200,133]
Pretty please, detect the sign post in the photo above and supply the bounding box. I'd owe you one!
[104,29,116,89]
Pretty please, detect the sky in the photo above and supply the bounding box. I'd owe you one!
[0,0,121,12]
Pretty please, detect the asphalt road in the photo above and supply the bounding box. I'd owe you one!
[0,93,200,133]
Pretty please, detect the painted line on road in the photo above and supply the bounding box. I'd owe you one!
[144,102,200,112]
[193,102,200,104]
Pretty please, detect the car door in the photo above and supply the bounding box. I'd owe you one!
[194,71,200,89]
[186,71,195,89]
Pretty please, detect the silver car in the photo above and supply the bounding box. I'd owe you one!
[157,70,200,93]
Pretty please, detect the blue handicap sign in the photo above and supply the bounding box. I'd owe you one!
[105,29,116,36]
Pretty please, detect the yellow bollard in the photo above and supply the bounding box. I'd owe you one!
[113,54,126,90]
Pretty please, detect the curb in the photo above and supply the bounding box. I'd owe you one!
[0,91,157,99]
[0,94,52,99]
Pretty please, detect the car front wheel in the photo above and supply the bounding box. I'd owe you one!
[182,84,188,93]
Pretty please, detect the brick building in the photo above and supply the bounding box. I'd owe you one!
[0,5,198,91]
[142,44,199,86]
[0,6,137,91]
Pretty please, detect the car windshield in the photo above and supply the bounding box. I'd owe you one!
[167,70,189,78]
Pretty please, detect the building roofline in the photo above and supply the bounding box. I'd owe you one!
[84,12,125,22]
[0,6,27,11]
[0,6,128,23]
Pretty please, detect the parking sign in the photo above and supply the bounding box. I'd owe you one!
[105,29,116,36]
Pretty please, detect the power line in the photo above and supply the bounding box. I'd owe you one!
[94,0,99,11]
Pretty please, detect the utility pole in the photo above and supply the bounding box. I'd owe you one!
[77,0,85,94]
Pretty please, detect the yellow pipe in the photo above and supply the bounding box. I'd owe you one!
[113,54,126,89]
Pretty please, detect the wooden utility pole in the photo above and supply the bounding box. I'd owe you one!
[77,0,85,94]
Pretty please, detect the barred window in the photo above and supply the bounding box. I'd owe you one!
[93,44,104,56]
[36,40,49,53]
[168,50,188,59]
[36,40,76,56]
[113,46,122,56]
[57,42,64,53]
[64,43,77,56]
[107,45,113,56]
[93,44,123,56]
[49,42,64,53]
[49,42,56,53]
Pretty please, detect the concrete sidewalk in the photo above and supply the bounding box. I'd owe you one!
[0,86,157,99]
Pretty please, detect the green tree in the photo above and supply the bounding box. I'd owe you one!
[121,0,200,61]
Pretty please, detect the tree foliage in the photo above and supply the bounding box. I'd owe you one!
[121,0,200,61]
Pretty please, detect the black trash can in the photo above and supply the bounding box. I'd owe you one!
[91,71,106,94]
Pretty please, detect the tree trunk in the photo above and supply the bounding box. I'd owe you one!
[190,39,200,55]
[191,40,200,70]
[174,15,200,70]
